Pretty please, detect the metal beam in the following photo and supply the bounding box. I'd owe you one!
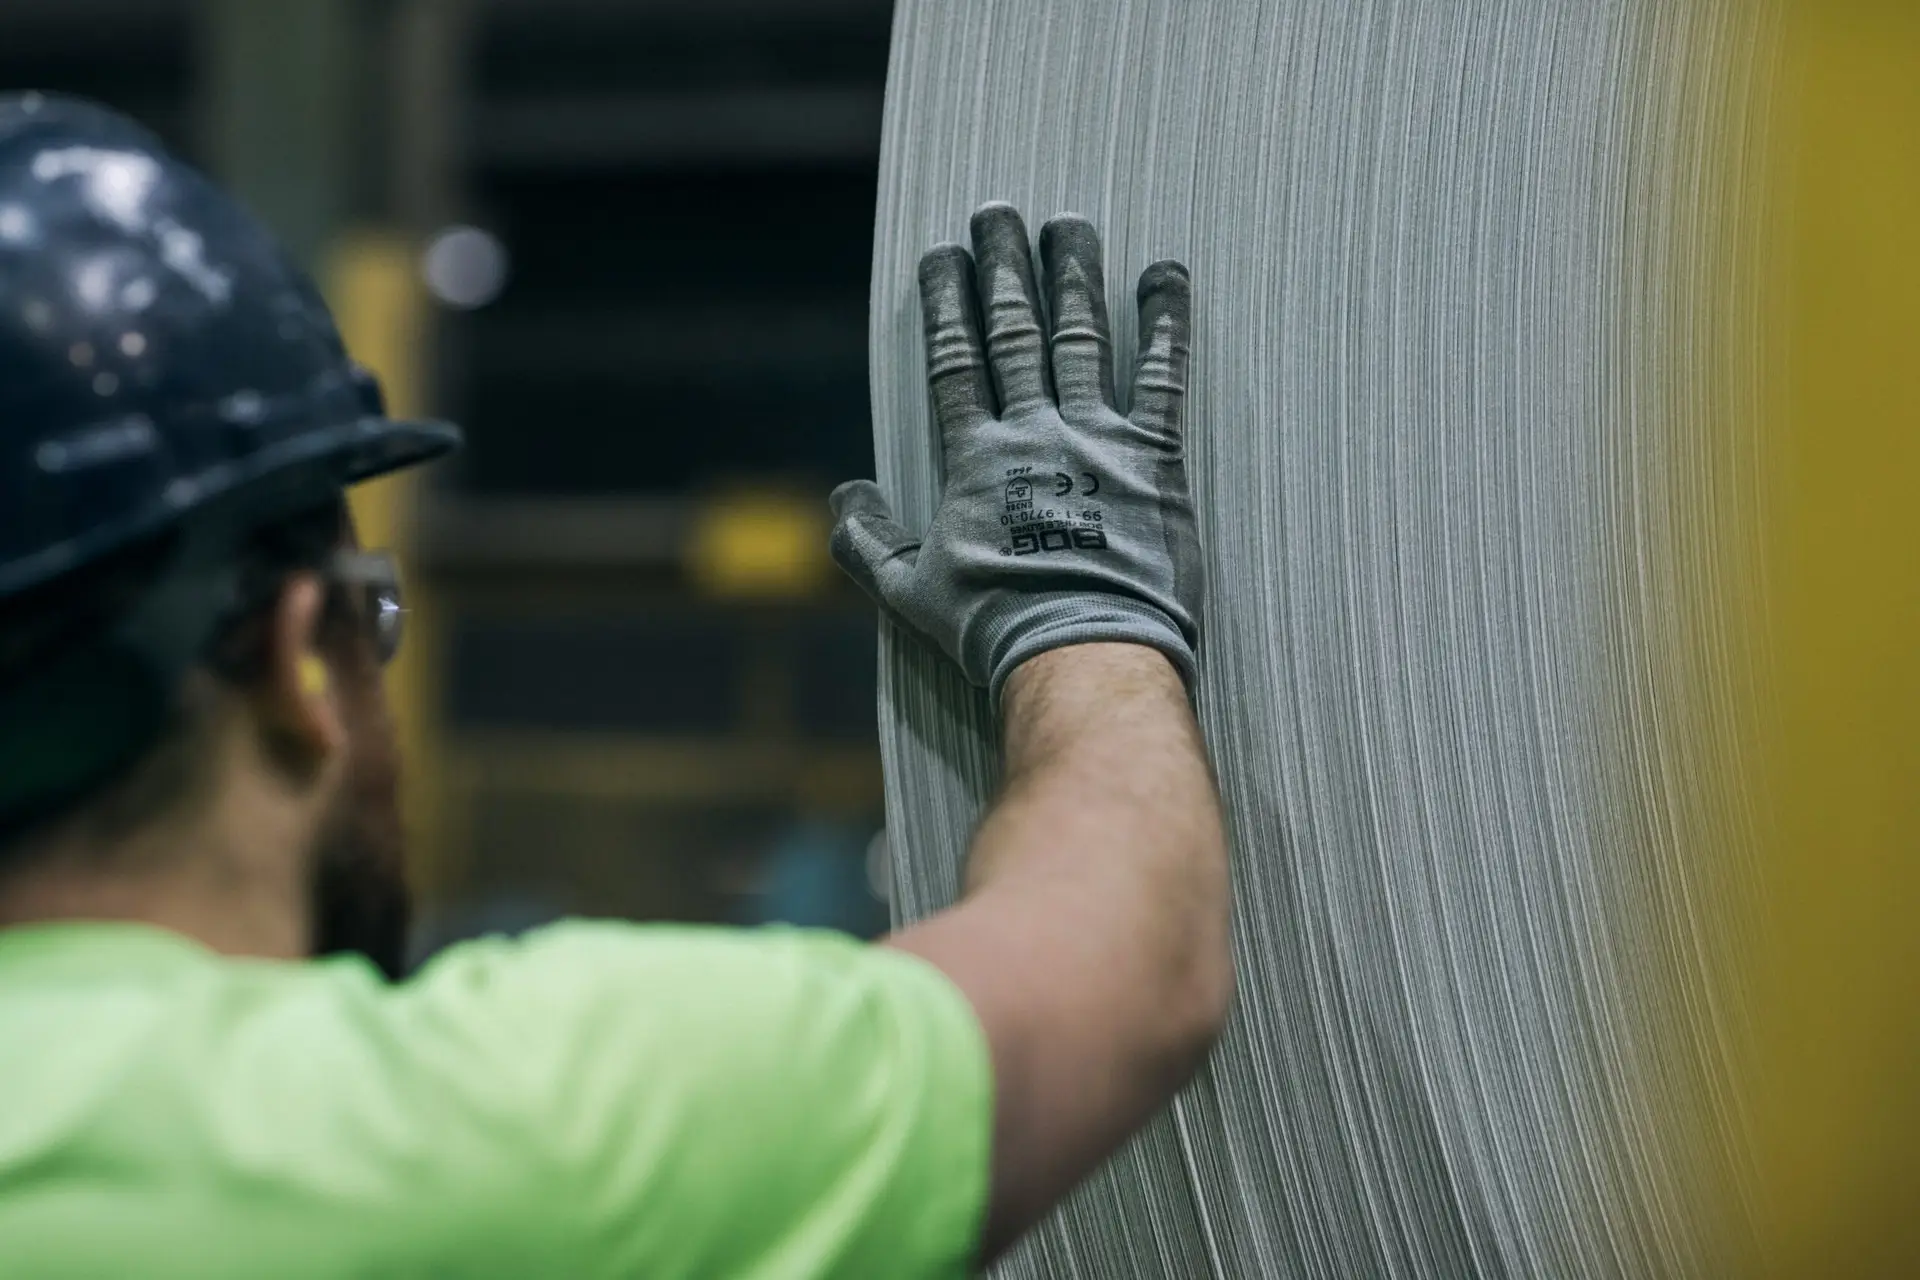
[0,0,186,23]
[473,87,883,169]
[388,0,472,230]
[198,0,360,269]
[481,0,891,21]
[466,305,867,379]
[420,496,692,572]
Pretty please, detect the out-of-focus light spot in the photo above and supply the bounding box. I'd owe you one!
[0,203,35,244]
[74,256,115,311]
[119,331,146,358]
[155,219,231,303]
[686,488,833,597]
[30,147,159,232]
[220,390,266,424]
[422,225,509,310]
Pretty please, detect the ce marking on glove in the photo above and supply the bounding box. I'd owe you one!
[1054,471,1101,498]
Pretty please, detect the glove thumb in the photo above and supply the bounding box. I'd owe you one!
[829,480,920,610]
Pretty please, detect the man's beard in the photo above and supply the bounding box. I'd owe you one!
[309,741,412,981]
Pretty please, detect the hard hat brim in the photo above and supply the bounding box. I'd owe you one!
[337,416,464,486]
[0,416,464,599]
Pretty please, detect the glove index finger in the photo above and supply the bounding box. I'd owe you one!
[918,243,997,443]
[1129,259,1192,438]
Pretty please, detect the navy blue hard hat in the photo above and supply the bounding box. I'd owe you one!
[0,92,461,601]
[0,93,461,833]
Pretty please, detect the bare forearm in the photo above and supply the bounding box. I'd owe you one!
[972,643,1230,1030]
[887,642,1231,1256]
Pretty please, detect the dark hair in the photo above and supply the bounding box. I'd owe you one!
[203,502,354,682]
[0,499,348,858]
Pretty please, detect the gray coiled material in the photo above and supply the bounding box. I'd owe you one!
[869,2,1772,1276]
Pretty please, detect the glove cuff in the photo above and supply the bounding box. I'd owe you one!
[981,595,1198,709]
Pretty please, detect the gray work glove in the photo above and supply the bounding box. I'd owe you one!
[831,202,1201,707]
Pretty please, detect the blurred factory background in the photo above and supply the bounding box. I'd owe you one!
[0,0,898,953]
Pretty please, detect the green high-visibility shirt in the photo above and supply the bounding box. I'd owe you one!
[0,919,992,1278]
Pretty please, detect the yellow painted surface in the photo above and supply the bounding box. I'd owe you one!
[1747,3,1920,1271]
[327,233,426,548]
[686,488,834,597]
[323,232,456,895]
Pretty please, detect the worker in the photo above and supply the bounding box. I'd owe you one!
[0,95,1231,1277]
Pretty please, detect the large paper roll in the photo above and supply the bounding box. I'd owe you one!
[865,2,1918,1275]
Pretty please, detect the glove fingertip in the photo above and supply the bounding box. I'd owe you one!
[1138,259,1192,300]
[829,478,891,520]
[1039,212,1100,262]
[917,242,972,289]
[969,201,1028,243]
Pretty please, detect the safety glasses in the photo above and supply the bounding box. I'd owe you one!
[325,550,406,666]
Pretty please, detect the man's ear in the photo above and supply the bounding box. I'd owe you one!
[255,573,347,766]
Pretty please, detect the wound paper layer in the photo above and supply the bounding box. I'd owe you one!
[870,3,1774,1275]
